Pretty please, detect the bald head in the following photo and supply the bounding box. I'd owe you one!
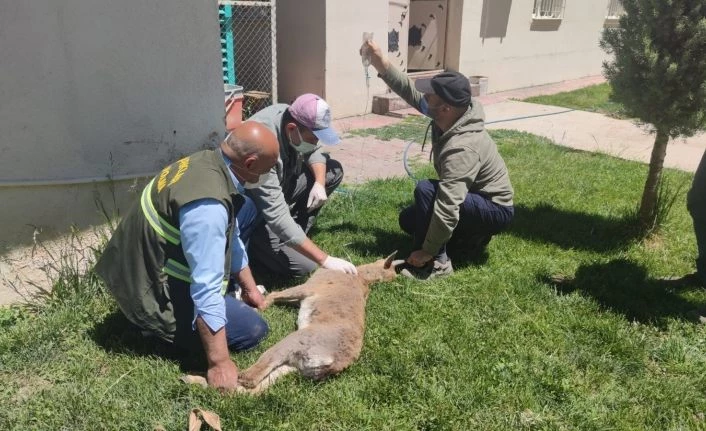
[223,121,279,160]
[221,121,279,184]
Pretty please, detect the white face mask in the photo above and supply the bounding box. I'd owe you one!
[288,128,319,155]
[243,174,267,189]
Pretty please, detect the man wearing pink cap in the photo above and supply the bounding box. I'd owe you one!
[244,94,357,278]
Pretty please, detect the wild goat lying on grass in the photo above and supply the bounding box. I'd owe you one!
[237,251,402,393]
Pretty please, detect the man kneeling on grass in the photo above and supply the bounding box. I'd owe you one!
[96,122,279,392]
[361,39,515,280]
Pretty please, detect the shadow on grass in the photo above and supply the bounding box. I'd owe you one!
[90,311,206,371]
[509,203,641,252]
[541,259,706,327]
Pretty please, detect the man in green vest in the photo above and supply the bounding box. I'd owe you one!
[96,121,279,391]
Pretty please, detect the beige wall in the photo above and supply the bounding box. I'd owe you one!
[276,0,390,118]
[456,0,609,92]
[324,0,391,119]
[276,0,326,104]
[0,0,225,249]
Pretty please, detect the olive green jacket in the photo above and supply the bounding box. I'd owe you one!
[380,65,514,254]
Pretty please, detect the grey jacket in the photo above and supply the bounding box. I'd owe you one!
[380,65,514,254]
[248,104,327,245]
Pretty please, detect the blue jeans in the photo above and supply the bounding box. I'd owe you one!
[223,294,268,351]
[398,179,514,261]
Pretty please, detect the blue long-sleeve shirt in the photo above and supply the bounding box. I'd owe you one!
[178,151,253,332]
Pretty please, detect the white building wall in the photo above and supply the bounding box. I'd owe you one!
[324,0,390,119]
[0,0,225,249]
[457,0,610,92]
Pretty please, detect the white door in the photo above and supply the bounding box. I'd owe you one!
[408,0,447,71]
[389,0,410,73]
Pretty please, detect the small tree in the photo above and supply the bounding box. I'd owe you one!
[600,0,706,229]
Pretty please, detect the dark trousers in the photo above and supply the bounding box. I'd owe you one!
[398,179,514,261]
[687,151,706,285]
[249,157,344,278]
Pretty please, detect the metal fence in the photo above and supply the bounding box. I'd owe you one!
[219,0,277,117]
[607,0,625,18]
[532,0,564,19]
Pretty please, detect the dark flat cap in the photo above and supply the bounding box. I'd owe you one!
[415,71,471,107]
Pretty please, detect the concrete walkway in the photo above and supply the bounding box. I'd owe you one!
[329,75,706,184]
[483,101,706,172]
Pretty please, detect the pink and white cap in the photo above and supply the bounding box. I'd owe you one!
[288,93,341,145]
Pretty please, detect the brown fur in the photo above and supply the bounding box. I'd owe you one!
[238,252,401,393]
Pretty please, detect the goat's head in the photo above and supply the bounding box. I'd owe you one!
[356,251,404,284]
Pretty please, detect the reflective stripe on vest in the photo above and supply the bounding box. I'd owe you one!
[140,180,229,296]
[140,178,181,246]
[163,260,229,295]
[163,258,191,283]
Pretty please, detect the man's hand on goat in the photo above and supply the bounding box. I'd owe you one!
[407,249,433,268]
[307,182,328,212]
[241,284,267,311]
[207,358,239,392]
[322,255,358,275]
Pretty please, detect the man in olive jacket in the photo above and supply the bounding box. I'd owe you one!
[362,40,514,279]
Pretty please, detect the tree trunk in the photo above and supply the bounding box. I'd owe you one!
[638,130,669,228]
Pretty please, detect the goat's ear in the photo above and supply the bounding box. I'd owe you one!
[384,250,398,269]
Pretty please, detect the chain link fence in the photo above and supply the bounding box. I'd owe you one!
[219,0,277,118]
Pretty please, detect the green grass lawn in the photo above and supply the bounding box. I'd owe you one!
[523,83,629,119]
[2,122,705,430]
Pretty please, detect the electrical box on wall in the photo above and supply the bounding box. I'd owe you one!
[408,0,447,71]
[388,0,410,73]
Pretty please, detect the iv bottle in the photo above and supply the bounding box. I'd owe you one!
[362,32,374,67]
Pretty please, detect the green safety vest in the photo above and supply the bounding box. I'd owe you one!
[96,149,243,346]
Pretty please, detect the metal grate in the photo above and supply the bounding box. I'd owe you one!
[219,0,277,117]
[532,0,564,19]
[606,0,625,18]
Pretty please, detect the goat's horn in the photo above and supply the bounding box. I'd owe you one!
[384,250,399,269]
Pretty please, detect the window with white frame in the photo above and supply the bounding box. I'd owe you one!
[606,0,625,18]
[533,0,565,19]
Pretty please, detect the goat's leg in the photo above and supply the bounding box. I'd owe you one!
[265,284,316,307]
[241,365,297,394]
[238,333,302,390]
